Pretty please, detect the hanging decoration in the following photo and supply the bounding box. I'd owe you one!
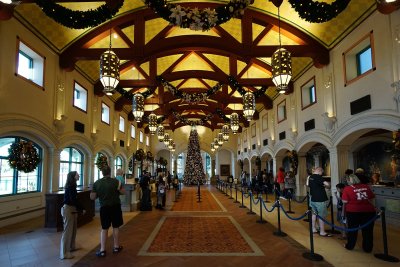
[222,124,230,141]
[159,157,168,166]
[128,157,135,171]
[393,129,400,151]
[148,113,158,134]
[146,151,154,162]
[288,0,350,23]
[172,110,213,126]
[230,112,240,134]
[157,76,222,104]
[95,152,109,170]
[227,76,267,97]
[243,91,255,121]
[157,125,165,142]
[135,148,145,161]
[287,150,298,175]
[115,86,156,100]
[8,141,41,173]
[132,93,145,122]
[215,108,231,123]
[35,0,124,29]
[142,0,252,31]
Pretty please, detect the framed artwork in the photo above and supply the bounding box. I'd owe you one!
[251,123,256,137]
[243,129,247,142]
[262,114,268,131]
[220,164,230,176]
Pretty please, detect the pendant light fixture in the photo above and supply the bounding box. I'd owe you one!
[243,90,255,121]
[157,125,165,142]
[148,112,157,135]
[230,112,239,134]
[271,4,292,94]
[222,124,230,141]
[217,132,224,146]
[168,138,174,150]
[211,142,215,152]
[132,93,144,122]
[163,133,170,146]
[100,18,120,96]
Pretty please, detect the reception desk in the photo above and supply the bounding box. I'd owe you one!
[371,185,400,225]
[44,190,95,232]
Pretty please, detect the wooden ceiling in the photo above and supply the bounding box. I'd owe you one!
[1,0,399,133]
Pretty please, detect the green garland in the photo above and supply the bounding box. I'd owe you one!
[288,0,350,23]
[35,0,124,29]
[8,141,40,173]
[288,150,298,175]
[95,153,109,170]
[135,148,145,161]
[143,0,252,31]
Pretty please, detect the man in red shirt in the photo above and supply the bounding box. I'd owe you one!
[342,174,376,252]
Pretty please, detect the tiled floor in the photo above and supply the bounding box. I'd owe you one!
[0,185,398,267]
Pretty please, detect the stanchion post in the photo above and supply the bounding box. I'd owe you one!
[302,207,323,261]
[374,207,399,262]
[326,196,340,234]
[197,181,201,203]
[256,194,266,224]
[247,191,256,215]
[273,200,287,236]
[265,186,270,203]
[303,192,310,222]
[229,184,234,199]
[239,186,246,208]
[234,184,239,203]
[286,191,294,214]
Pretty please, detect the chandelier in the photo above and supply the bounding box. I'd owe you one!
[132,93,144,122]
[170,142,176,152]
[222,124,230,141]
[157,125,165,142]
[230,112,239,134]
[211,142,215,152]
[148,113,157,135]
[168,138,174,149]
[213,137,219,149]
[163,133,170,146]
[217,133,224,146]
[100,21,120,95]
[271,5,292,94]
[243,91,255,121]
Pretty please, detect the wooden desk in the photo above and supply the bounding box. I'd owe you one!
[44,190,95,232]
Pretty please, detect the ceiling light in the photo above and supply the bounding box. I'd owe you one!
[100,21,119,95]
[217,133,224,145]
[230,112,239,134]
[243,91,255,121]
[132,93,144,122]
[163,133,170,146]
[148,113,157,135]
[157,125,165,141]
[222,124,230,141]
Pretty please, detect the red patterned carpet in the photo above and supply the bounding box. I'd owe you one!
[171,186,223,211]
[146,216,254,253]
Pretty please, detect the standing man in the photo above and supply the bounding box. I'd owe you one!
[308,167,332,237]
[90,166,125,257]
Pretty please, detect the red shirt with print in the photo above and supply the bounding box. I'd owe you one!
[276,170,285,184]
[342,184,375,213]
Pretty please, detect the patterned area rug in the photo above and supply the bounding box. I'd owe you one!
[171,186,224,211]
[139,216,263,256]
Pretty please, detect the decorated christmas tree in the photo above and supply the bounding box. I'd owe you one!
[183,127,206,185]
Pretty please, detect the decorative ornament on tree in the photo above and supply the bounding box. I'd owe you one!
[95,152,109,170]
[8,140,41,173]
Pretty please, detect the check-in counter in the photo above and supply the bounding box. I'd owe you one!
[120,182,140,212]
[371,185,400,225]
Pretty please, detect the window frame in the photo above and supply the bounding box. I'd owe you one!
[0,137,42,196]
[277,99,287,123]
[101,102,110,125]
[115,156,123,174]
[16,37,45,89]
[119,116,125,133]
[139,131,143,143]
[342,31,376,86]
[59,147,84,189]
[131,124,136,139]
[301,76,317,110]
[73,81,88,113]
[146,135,149,146]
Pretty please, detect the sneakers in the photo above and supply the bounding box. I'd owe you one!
[113,246,123,253]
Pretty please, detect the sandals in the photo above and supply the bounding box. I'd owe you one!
[113,246,123,253]
[96,250,106,257]
[319,233,333,237]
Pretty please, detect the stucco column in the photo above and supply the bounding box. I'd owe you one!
[232,153,238,178]
[86,153,93,187]
[329,145,351,187]
[274,155,284,175]
[296,154,308,196]
[313,154,320,168]
[49,147,61,192]
[211,156,215,177]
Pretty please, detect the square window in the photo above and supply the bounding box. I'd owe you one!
[146,135,149,146]
[101,102,110,124]
[139,131,143,143]
[301,77,317,109]
[16,39,45,88]
[343,31,375,86]
[277,99,287,123]
[131,125,136,139]
[119,116,125,132]
[73,82,88,112]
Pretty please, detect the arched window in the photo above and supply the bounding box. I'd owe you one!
[205,153,211,178]
[115,156,123,174]
[0,136,42,196]
[177,153,184,178]
[59,147,84,188]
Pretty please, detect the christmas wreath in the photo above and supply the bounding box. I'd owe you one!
[255,156,261,167]
[288,0,350,23]
[135,149,145,161]
[159,157,168,166]
[393,129,400,151]
[128,158,135,171]
[35,0,124,29]
[146,151,154,162]
[95,153,109,170]
[142,0,252,31]
[288,150,298,175]
[8,141,41,173]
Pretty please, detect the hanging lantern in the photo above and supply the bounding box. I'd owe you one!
[243,91,255,121]
[171,142,176,152]
[272,48,292,94]
[100,49,120,95]
[163,133,170,146]
[157,125,165,142]
[132,93,144,122]
[148,113,157,135]
[213,138,219,149]
[168,138,174,149]
[230,112,239,134]
[211,142,215,152]
[222,124,230,141]
[218,133,224,146]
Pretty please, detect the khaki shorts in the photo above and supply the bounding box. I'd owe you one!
[310,201,328,217]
